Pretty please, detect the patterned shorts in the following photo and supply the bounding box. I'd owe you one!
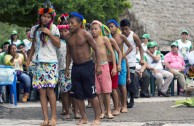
[58,70,72,93]
[32,62,58,89]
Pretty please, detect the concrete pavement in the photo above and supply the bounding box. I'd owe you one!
[1,119,194,126]
[1,96,194,126]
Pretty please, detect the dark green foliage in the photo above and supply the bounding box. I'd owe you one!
[0,0,131,47]
[0,0,131,26]
[0,22,26,48]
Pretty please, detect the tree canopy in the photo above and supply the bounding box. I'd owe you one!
[0,0,131,27]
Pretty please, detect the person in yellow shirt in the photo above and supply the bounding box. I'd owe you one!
[4,44,31,102]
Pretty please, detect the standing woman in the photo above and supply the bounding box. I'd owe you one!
[8,30,22,47]
[27,3,60,126]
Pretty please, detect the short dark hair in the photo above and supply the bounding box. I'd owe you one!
[3,41,10,46]
[120,19,131,27]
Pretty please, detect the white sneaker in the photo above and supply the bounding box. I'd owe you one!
[0,96,3,103]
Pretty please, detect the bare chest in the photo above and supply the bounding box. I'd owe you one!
[68,36,86,47]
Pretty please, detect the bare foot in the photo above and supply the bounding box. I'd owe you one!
[48,118,57,126]
[64,114,70,119]
[107,113,114,119]
[121,107,128,113]
[40,120,49,126]
[112,109,120,116]
[76,118,88,125]
[91,119,101,126]
[74,113,81,119]
[100,113,105,119]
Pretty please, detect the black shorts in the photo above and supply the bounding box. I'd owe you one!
[127,67,138,93]
[70,60,96,100]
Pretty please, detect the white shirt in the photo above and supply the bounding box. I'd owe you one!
[30,24,60,63]
[141,43,147,53]
[8,39,22,47]
[23,39,32,51]
[144,50,163,70]
[177,39,193,60]
[124,31,136,67]
[57,39,66,70]
[188,51,194,65]
[136,51,141,70]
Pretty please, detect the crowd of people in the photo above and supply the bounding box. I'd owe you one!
[0,3,194,126]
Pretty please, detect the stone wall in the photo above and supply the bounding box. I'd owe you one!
[120,0,194,51]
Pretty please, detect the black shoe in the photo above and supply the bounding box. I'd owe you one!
[140,93,150,98]
[158,90,170,97]
[134,94,139,99]
[127,101,134,108]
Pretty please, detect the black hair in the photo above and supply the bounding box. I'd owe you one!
[3,41,10,47]
[120,19,131,27]
[85,23,91,30]
[10,34,19,44]
[59,16,69,25]
[33,11,54,46]
[7,44,16,55]
[69,15,82,23]
[26,28,31,32]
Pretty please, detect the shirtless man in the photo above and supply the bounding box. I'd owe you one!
[91,20,116,119]
[65,12,101,125]
[103,24,123,116]
[107,19,133,112]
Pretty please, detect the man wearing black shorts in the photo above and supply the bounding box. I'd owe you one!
[66,12,102,125]
[71,60,96,100]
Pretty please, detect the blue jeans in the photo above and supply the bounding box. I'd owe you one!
[0,86,3,94]
[17,73,31,93]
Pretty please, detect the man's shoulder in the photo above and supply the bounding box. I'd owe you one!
[164,52,171,57]
[102,36,109,41]
[186,40,192,44]
[76,29,88,37]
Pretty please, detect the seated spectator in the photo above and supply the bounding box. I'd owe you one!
[4,44,31,103]
[136,47,150,98]
[164,42,186,91]
[0,41,10,103]
[141,34,151,52]
[22,28,32,55]
[176,30,193,64]
[17,42,26,51]
[186,51,194,78]
[0,41,10,65]
[145,41,173,97]
[8,30,22,47]
[187,50,194,66]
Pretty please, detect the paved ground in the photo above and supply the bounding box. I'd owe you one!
[1,96,194,126]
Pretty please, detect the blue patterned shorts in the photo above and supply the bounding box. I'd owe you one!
[32,62,58,89]
[58,70,72,93]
